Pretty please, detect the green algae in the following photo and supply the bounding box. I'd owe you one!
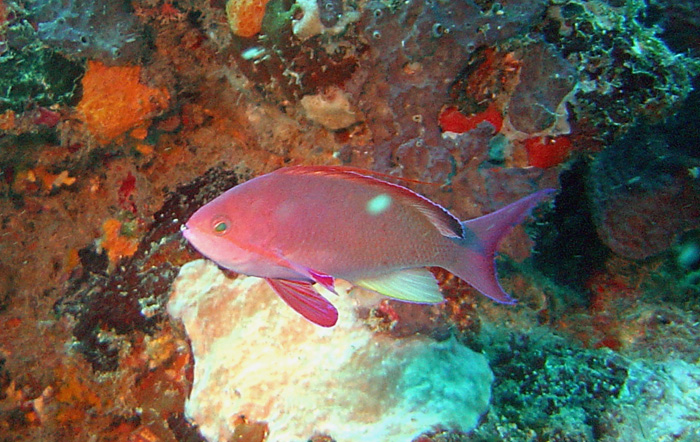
[0,9,84,113]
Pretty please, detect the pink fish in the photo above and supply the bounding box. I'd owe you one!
[183,166,554,327]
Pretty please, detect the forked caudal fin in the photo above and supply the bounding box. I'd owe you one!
[448,189,555,304]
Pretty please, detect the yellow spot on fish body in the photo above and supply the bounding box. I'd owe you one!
[366,193,392,215]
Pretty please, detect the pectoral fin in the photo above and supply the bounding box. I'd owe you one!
[265,278,338,327]
[270,249,337,295]
[305,269,337,295]
[354,268,444,303]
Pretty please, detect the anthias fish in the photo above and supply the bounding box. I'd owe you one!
[183,166,553,327]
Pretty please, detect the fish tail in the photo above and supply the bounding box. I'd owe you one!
[447,189,555,304]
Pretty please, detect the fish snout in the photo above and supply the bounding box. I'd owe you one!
[181,223,192,240]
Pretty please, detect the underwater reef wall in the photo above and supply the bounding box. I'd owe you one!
[1,0,700,440]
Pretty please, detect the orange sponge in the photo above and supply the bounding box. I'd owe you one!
[524,135,573,168]
[101,218,139,264]
[225,0,271,38]
[77,61,169,144]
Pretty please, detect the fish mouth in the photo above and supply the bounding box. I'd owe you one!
[180,223,193,241]
[180,224,210,259]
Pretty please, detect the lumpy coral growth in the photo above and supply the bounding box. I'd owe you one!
[76,61,170,144]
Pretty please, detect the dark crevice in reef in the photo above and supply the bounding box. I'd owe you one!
[529,160,611,305]
[55,166,241,371]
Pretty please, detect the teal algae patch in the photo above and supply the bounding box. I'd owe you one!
[1,9,83,113]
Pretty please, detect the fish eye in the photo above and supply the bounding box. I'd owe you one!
[211,216,231,235]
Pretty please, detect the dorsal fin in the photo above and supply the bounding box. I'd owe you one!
[275,166,464,238]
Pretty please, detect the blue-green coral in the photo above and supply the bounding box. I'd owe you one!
[28,0,146,62]
[0,4,83,113]
[541,0,700,141]
[474,328,628,441]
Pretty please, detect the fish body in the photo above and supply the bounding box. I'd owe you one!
[183,166,553,327]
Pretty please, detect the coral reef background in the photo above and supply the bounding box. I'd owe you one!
[1,0,699,440]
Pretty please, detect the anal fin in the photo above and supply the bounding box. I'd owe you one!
[353,268,444,303]
[265,278,338,327]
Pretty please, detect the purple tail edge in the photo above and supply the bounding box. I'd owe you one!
[449,189,556,304]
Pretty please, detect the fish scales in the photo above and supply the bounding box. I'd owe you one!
[238,169,453,279]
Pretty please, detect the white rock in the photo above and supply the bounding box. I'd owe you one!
[168,260,493,442]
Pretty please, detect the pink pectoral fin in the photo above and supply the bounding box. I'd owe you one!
[265,278,339,327]
[269,250,338,295]
[307,269,337,295]
[287,263,337,294]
